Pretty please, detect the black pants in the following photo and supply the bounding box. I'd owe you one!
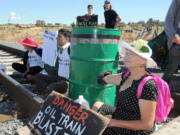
[31,74,68,94]
[162,45,180,84]
[12,63,42,75]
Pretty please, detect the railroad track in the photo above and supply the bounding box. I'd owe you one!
[0,41,44,117]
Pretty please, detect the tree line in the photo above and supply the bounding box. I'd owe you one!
[5,19,163,28]
[98,20,164,28]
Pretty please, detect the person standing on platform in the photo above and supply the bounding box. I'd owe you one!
[162,0,180,84]
[86,5,94,16]
[104,0,121,29]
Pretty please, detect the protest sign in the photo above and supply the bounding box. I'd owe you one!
[29,91,110,135]
[42,31,58,67]
[77,15,98,27]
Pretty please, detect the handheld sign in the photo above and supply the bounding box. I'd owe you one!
[42,31,58,67]
[29,91,110,135]
[77,15,98,27]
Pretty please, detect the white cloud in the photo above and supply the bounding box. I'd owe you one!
[8,12,21,23]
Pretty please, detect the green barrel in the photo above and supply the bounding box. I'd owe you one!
[69,27,121,108]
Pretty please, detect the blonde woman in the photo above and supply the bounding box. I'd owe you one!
[94,40,158,135]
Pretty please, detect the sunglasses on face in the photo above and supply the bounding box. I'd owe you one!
[125,52,135,57]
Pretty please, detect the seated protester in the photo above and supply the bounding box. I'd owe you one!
[12,37,44,79]
[31,29,71,97]
[94,40,158,135]
[104,0,121,29]
[31,49,59,92]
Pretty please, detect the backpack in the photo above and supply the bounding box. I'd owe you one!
[34,47,43,57]
[58,46,70,55]
[23,51,29,66]
[123,71,174,122]
[67,46,71,55]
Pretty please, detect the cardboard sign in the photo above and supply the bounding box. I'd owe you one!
[42,31,58,67]
[77,15,98,27]
[29,91,110,135]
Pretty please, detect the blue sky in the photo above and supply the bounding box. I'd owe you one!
[0,0,172,25]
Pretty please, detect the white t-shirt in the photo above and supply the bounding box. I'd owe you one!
[58,43,70,79]
[28,50,44,68]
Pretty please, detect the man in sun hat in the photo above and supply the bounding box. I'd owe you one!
[104,0,121,29]
[94,39,159,135]
[12,37,44,79]
[162,0,180,84]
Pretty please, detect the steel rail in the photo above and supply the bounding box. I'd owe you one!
[0,41,25,57]
[0,41,43,117]
[0,70,44,117]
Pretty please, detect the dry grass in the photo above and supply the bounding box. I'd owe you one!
[120,30,138,43]
[0,26,63,46]
[0,25,152,45]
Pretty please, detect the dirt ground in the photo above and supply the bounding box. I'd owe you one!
[0,25,138,45]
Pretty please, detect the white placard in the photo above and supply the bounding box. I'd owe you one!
[42,31,58,66]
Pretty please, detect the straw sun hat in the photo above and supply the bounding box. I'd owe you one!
[119,39,157,68]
